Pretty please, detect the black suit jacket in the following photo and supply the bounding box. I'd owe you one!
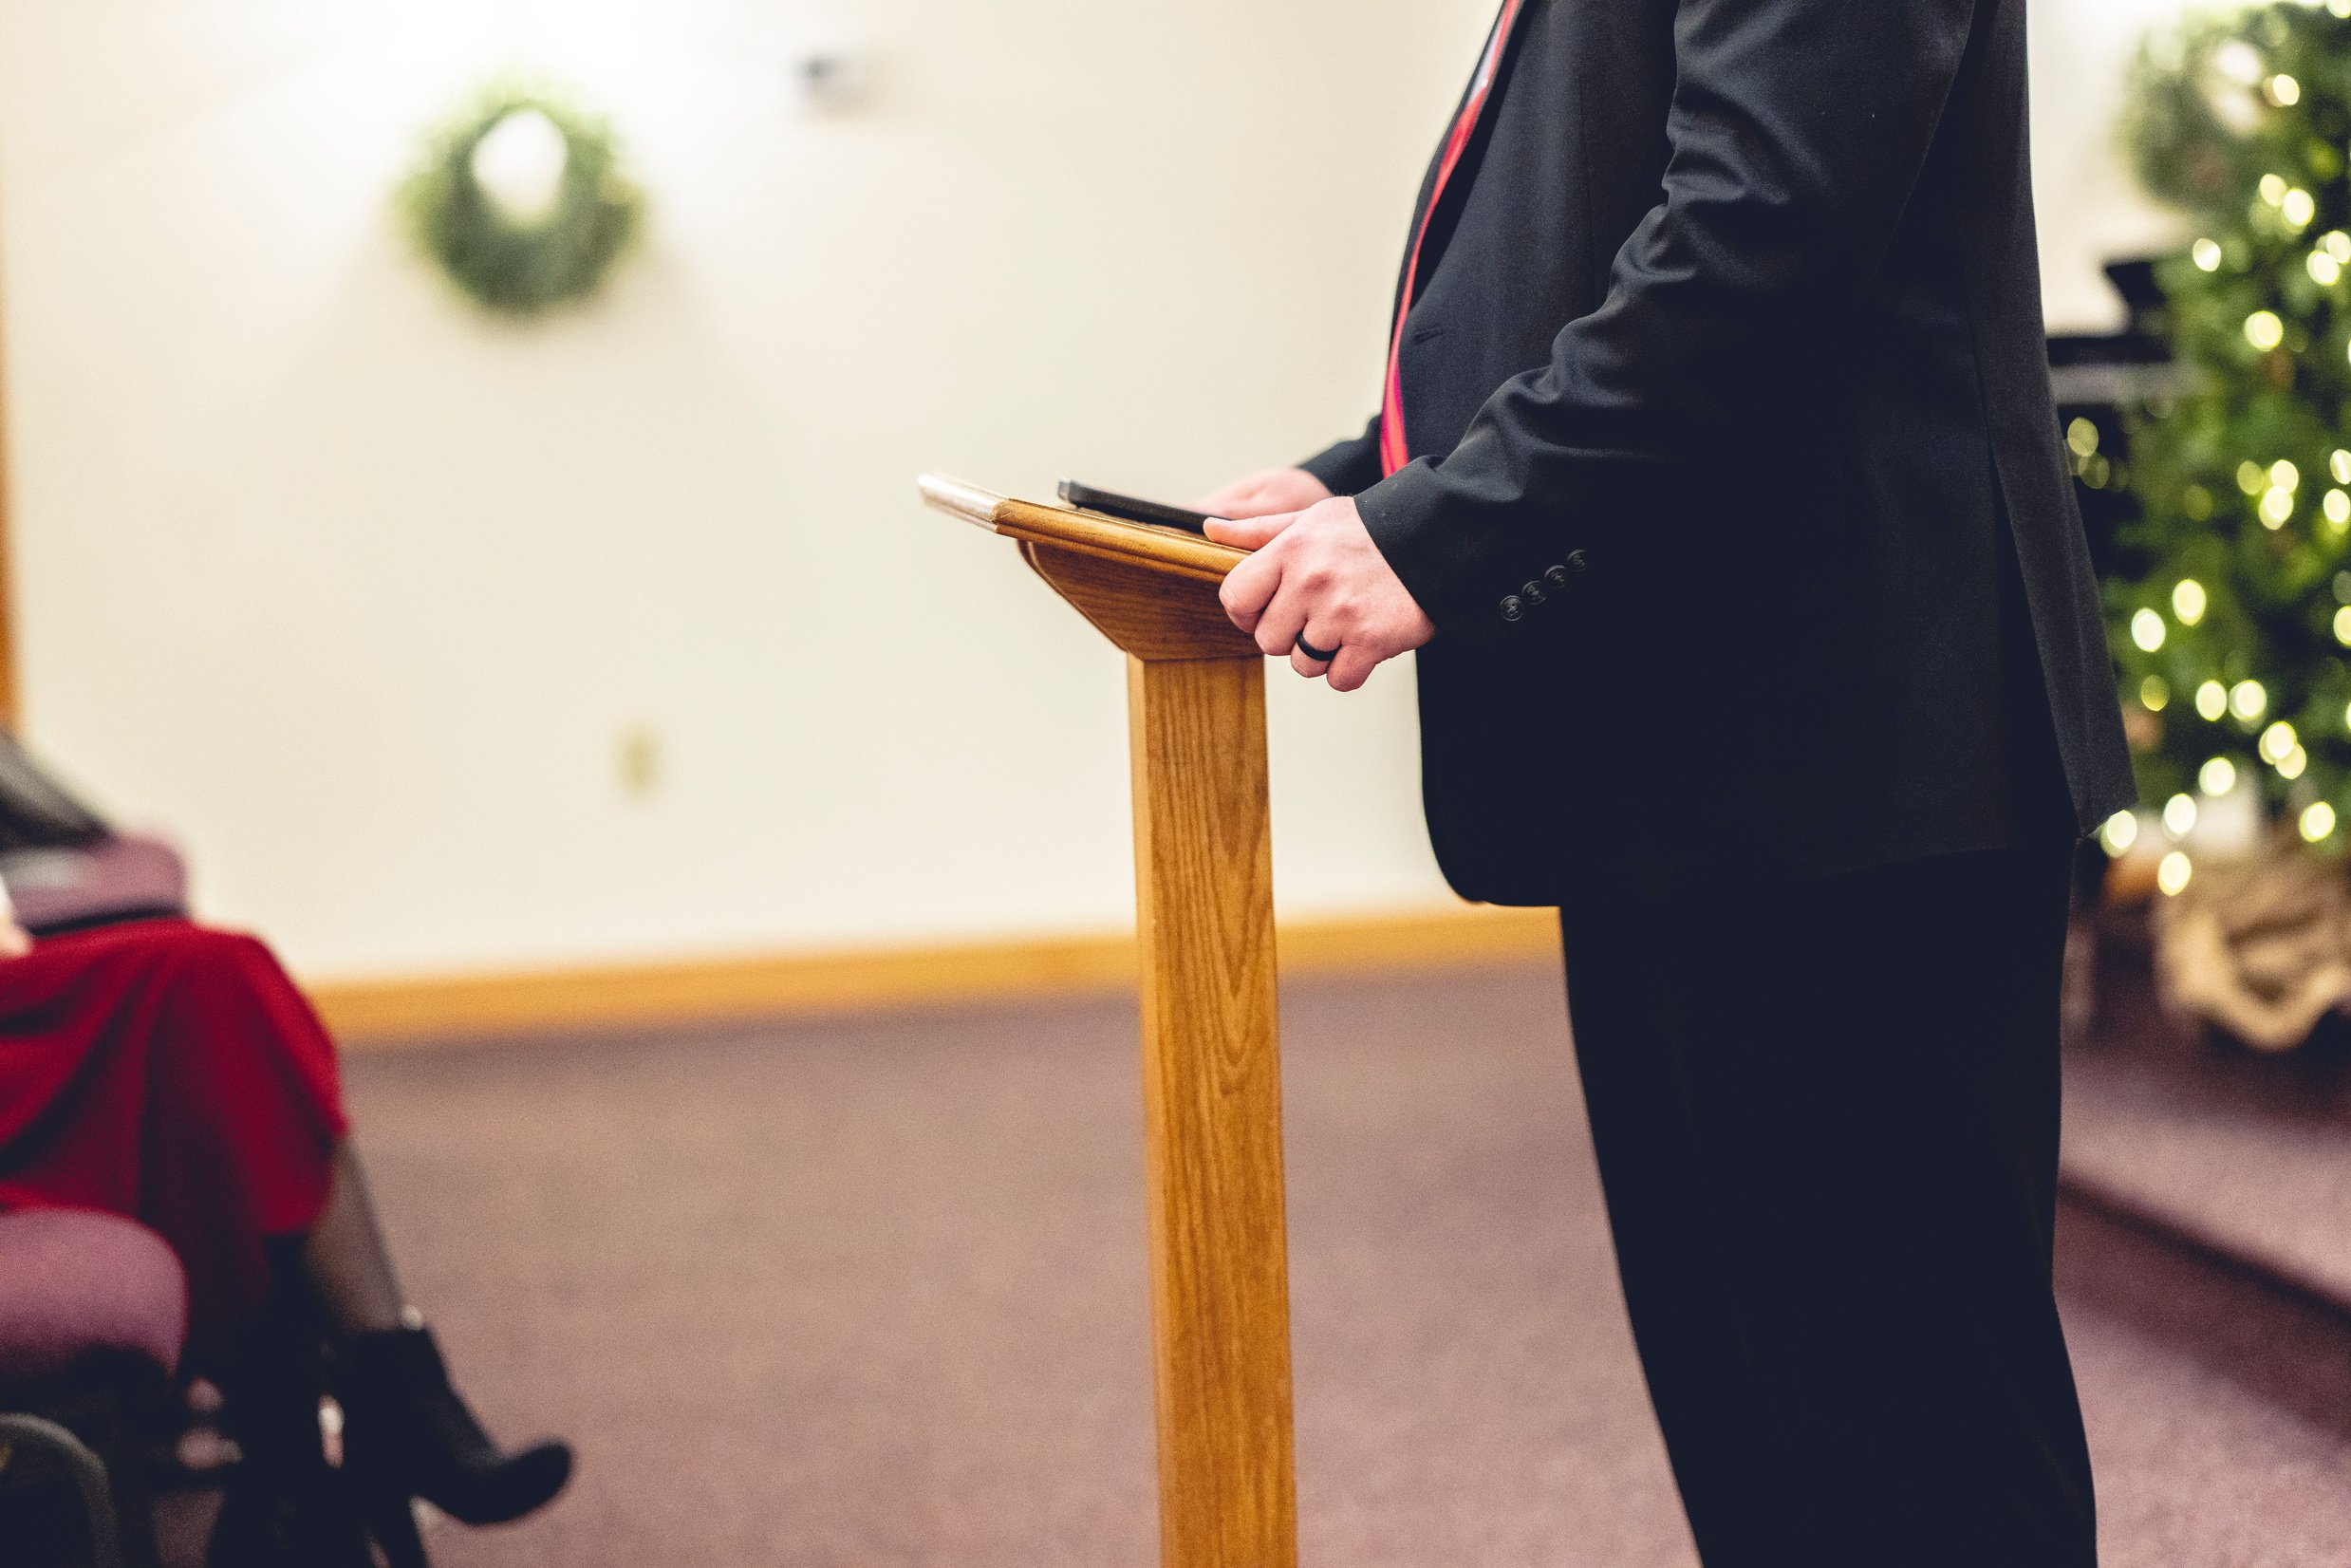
[1302,0,2135,904]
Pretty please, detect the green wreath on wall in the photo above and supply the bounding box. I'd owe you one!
[397,84,644,319]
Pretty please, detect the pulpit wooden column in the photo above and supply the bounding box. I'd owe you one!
[919,476,1296,1568]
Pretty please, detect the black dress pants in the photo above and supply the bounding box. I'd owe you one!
[1558,843,2096,1567]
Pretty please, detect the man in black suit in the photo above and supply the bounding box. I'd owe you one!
[1201,0,2135,1560]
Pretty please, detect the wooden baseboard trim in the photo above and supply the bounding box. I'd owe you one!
[308,904,1561,1048]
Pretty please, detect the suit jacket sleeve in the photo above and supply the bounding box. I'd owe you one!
[1355,0,1980,643]
[1298,414,1386,497]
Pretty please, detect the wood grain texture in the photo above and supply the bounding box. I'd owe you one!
[1127,653,1297,1568]
[994,496,1244,584]
[1024,542,1260,662]
[915,476,1246,585]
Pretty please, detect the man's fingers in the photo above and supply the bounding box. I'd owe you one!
[1212,493,1423,691]
[1203,510,1298,551]
[1325,644,1381,693]
[1252,575,1310,660]
[1197,467,1327,517]
[1219,548,1280,631]
[1288,615,1342,678]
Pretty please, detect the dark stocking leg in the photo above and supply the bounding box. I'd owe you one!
[207,1241,371,1568]
[302,1141,409,1338]
[293,1144,570,1539]
[222,1241,327,1477]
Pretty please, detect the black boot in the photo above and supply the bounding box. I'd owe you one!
[207,1256,378,1568]
[208,1463,390,1568]
[333,1321,572,1529]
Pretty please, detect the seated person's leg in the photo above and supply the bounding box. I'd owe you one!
[0,917,569,1561]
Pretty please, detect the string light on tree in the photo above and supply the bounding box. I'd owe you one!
[2164,793,2199,836]
[2118,2,2351,863]
[2101,811,2140,855]
[2157,851,2194,895]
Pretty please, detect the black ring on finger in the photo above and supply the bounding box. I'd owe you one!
[1295,632,1338,663]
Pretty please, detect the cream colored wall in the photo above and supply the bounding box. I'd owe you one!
[0,0,2193,981]
[2030,0,2195,333]
[0,0,1496,980]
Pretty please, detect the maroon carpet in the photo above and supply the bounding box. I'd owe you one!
[328,963,2351,1567]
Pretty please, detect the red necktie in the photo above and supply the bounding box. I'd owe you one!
[1379,0,1527,477]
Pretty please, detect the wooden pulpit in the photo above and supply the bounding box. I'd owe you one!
[919,476,1297,1568]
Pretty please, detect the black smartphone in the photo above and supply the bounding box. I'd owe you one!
[1057,479,1215,535]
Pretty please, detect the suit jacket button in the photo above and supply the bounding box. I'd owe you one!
[1566,550,1589,572]
[1521,580,1547,605]
[1500,594,1524,623]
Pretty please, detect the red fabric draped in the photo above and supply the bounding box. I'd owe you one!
[0,918,347,1358]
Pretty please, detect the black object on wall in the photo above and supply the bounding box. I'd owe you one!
[2047,258,2182,580]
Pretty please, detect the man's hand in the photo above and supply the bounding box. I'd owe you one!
[1194,467,1333,520]
[1204,496,1435,692]
[0,921,30,961]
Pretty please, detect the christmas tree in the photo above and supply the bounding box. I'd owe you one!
[2110,0,2351,889]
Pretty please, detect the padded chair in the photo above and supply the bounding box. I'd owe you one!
[0,831,190,938]
[0,1209,188,1568]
